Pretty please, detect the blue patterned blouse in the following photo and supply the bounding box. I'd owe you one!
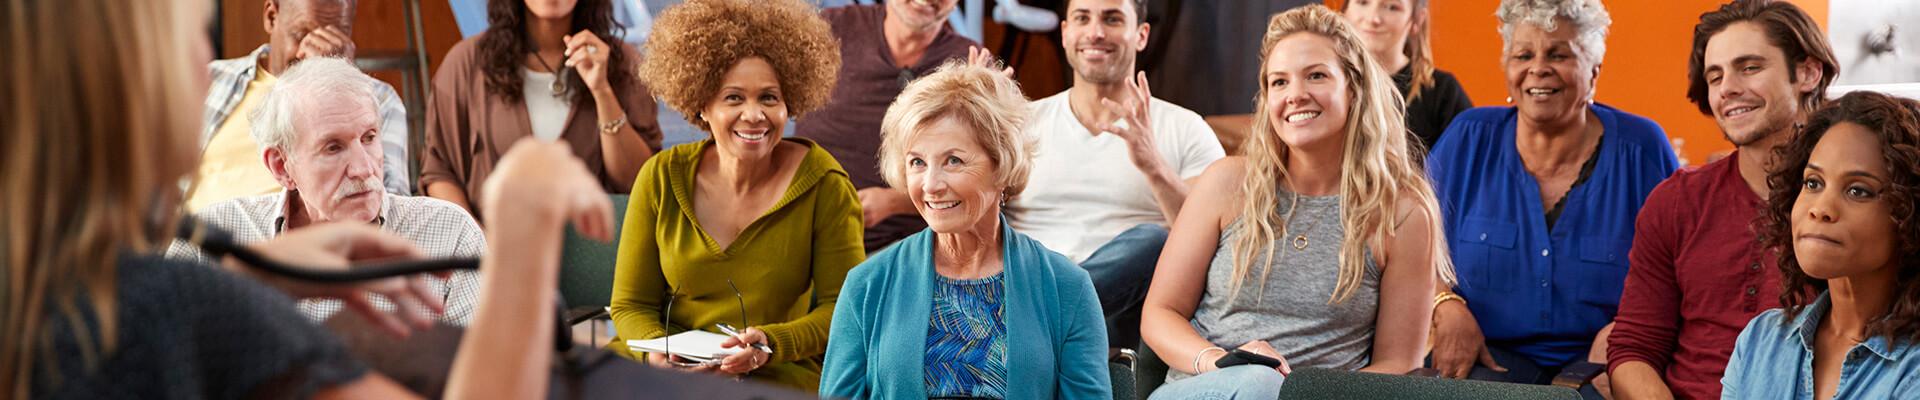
[924,272,1008,399]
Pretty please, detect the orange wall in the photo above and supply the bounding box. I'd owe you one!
[1420,0,1826,165]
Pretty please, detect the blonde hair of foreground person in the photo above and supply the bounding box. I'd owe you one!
[0,0,614,398]
[1,0,205,394]
[1226,5,1454,306]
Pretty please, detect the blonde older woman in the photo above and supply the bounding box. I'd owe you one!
[819,61,1111,399]
[1424,0,1678,393]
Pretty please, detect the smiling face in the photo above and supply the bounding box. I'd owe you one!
[1703,22,1818,147]
[700,57,788,162]
[887,0,959,32]
[904,115,1004,236]
[1792,122,1898,280]
[1061,0,1147,85]
[1343,0,1416,62]
[1502,19,1599,126]
[1262,33,1352,152]
[269,94,385,224]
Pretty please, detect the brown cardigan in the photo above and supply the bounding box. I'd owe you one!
[420,37,662,221]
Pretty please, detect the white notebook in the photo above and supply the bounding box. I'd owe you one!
[627,330,743,362]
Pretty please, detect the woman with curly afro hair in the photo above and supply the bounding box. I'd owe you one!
[1722,91,1920,398]
[605,0,858,391]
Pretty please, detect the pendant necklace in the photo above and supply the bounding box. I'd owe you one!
[531,51,567,96]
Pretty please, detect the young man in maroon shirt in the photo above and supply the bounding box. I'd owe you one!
[1605,1,1837,399]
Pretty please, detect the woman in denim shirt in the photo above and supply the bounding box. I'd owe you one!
[1723,91,1920,399]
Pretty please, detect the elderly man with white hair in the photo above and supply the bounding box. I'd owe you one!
[171,57,482,333]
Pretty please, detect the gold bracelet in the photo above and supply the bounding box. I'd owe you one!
[1434,291,1466,310]
[599,117,627,135]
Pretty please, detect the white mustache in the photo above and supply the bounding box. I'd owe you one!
[332,178,380,202]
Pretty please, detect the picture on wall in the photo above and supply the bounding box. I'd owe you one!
[1829,0,1920,98]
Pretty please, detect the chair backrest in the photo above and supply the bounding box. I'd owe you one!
[558,194,630,311]
[1110,360,1136,400]
[1134,343,1170,397]
[1276,368,1583,400]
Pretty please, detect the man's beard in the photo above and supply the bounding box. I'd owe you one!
[1070,54,1135,85]
[1724,106,1797,147]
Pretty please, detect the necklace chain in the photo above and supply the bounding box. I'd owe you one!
[530,51,567,97]
[1287,191,1329,251]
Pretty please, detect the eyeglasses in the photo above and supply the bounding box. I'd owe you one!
[659,279,752,367]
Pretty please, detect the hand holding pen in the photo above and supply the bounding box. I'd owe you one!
[716,323,772,375]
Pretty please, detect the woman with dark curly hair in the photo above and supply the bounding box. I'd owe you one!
[605,0,858,391]
[1722,91,1920,399]
[419,0,663,223]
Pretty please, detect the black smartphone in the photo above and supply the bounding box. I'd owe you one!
[1214,349,1284,369]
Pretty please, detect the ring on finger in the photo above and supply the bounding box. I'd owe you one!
[586,45,597,55]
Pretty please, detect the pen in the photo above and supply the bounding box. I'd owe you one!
[715,322,774,354]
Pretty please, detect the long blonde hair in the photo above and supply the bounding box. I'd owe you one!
[1227,5,1453,305]
[2,0,206,394]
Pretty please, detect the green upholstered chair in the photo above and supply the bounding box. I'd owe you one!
[558,194,630,327]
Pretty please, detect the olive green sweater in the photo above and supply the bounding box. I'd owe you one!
[609,138,864,390]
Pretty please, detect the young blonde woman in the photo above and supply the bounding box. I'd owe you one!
[1138,5,1452,399]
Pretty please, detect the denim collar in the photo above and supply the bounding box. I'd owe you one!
[1789,292,1911,362]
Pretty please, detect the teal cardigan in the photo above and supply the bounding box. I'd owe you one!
[821,223,1112,399]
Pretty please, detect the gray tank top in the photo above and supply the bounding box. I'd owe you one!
[1167,189,1380,381]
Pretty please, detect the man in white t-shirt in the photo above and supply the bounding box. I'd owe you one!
[1006,0,1224,349]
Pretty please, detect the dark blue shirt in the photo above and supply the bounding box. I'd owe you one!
[1427,104,1679,367]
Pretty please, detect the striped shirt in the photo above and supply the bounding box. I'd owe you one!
[166,191,485,325]
[203,45,413,195]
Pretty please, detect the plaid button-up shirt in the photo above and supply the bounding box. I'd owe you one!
[203,45,413,195]
[168,191,484,325]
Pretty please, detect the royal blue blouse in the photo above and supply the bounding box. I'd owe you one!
[1427,104,1679,367]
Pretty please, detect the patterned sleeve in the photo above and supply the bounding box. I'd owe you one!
[374,80,413,195]
[443,205,488,325]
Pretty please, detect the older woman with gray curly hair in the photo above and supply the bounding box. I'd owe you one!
[1423,0,1678,395]
[820,60,1111,399]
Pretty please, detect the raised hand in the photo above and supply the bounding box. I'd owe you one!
[1095,71,1163,171]
[294,25,356,63]
[564,30,615,96]
[967,46,1015,80]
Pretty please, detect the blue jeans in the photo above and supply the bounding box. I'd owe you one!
[1147,365,1286,400]
[1079,224,1169,349]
